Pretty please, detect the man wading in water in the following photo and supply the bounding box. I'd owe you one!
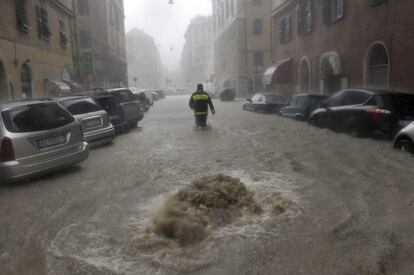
[189,84,216,130]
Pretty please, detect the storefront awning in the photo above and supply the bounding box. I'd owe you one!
[263,58,292,85]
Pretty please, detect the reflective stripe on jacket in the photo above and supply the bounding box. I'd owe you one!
[189,91,215,116]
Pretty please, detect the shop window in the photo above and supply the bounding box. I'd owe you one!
[297,0,314,35]
[36,6,51,40]
[15,0,30,32]
[279,15,291,43]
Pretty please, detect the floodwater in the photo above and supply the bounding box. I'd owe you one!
[0,96,413,274]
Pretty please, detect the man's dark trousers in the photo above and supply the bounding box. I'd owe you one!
[195,115,207,128]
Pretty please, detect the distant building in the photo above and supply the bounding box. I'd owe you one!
[126,28,161,90]
[180,16,214,91]
[270,0,414,96]
[212,0,272,97]
[73,0,127,88]
[0,0,75,101]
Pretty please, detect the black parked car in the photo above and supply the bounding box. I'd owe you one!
[220,89,236,101]
[132,91,151,112]
[75,91,129,134]
[107,88,144,128]
[309,89,414,138]
[243,93,287,113]
[281,93,328,120]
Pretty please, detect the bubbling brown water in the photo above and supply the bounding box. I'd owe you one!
[149,174,263,246]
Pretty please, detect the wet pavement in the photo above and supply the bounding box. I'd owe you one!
[1,95,413,275]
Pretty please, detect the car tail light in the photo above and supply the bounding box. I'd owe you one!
[0,137,15,163]
[367,107,391,118]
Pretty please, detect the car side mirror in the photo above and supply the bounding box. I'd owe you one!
[247,98,252,102]
[320,102,327,108]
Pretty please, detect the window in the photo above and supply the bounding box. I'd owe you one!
[36,6,51,40]
[60,99,102,115]
[369,0,385,6]
[20,64,32,99]
[80,31,91,48]
[15,0,30,32]
[325,91,344,107]
[253,0,262,6]
[2,103,74,133]
[252,19,263,35]
[323,0,344,24]
[342,91,371,106]
[253,52,264,66]
[279,15,291,43]
[78,0,90,15]
[297,0,314,35]
[59,20,68,48]
[367,43,389,88]
[296,96,307,106]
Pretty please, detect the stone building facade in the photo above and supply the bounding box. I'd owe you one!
[73,0,127,88]
[212,0,272,97]
[181,16,214,91]
[269,0,414,96]
[126,28,161,90]
[0,0,75,101]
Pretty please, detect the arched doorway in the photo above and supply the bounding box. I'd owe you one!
[21,63,32,99]
[320,52,342,95]
[365,42,389,88]
[0,61,8,102]
[299,57,311,92]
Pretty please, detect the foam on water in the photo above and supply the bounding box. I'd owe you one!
[48,170,303,274]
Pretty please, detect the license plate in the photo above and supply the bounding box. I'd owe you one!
[85,119,101,128]
[398,120,413,127]
[36,135,66,149]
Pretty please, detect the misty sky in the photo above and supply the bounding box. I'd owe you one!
[124,0,212,72]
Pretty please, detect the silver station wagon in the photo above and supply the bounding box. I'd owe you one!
[0,99,89,183]
[57,96,115,146]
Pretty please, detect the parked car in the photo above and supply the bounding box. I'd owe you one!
[107,88,144,128]
[309,89,414,138]
[220,89,236,101]
[129,88,154,106]
[154,90,166,99]
[133,91,151,112]
[393,121,414,153]
[56,96,115,146]
[75,91,129,134]
[243,93,287,113]
[152,91,160,101]
[0,99,89,183]
[281,93,328,120]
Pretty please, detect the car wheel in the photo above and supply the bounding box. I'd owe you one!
[396,138,414,153]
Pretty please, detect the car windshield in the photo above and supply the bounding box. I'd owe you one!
[1,103,74,133]
[60,98,102,115]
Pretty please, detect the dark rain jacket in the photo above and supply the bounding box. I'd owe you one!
[189,91,215,116]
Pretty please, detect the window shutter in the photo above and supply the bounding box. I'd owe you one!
[322,0,330,25]
[297,4,302,35]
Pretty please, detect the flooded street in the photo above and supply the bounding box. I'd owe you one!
[1,95,414,275]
